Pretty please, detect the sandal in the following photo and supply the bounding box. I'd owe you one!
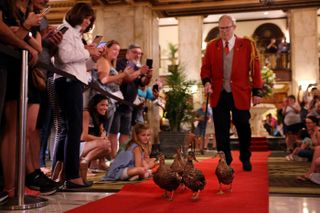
[296,175,309,182]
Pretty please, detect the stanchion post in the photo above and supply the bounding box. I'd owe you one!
[0,50,48,210]
[16,50,29,205]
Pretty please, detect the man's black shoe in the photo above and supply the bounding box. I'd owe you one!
[242,161,252,171]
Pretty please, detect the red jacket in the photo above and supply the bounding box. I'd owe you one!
[200,36,263,110]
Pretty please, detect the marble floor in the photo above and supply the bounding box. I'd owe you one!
[0,193,319,212]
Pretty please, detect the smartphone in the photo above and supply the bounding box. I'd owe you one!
[152,84,159,92]
[92,35,103,46]
[97,41,107,48]
[146,58,153,68]
[59,26,69,34]
[40,6,50,16]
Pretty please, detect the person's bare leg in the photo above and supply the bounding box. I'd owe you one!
[119,134,129,145]
[108,133,118,158]
[1,101,17,197]
[127,167,147,179]
[308,146,320,175]
[26,104,40,174]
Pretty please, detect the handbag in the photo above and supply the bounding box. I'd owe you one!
[31,66,46,91]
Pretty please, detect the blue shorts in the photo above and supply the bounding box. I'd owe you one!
[297,149,313,161]
[109,110,132,135]
[195,126,205,137]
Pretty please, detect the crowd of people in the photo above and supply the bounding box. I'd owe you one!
[260,84,320,184]
[280,85,320,184]
[0,1,319,205]
[0,0,160,202]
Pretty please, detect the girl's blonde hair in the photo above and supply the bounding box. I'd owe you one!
[126,123,151,155]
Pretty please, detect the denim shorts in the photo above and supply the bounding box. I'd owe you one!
[109,110,132,135]
[194,126,205,137]
[297,149,313,161]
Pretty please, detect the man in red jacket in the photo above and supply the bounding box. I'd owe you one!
[201,15,263,171]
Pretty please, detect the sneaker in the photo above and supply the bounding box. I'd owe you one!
[38,170,64,190]
[309,173,320,185]
[286,155,294,161]
[26,169,58,196]
[0,191,8,205]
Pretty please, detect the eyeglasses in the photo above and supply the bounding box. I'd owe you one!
[131,50,143,56]
[219,25,234,31]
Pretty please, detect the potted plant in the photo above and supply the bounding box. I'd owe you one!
[159,45,195,157]
[164,65,194,132]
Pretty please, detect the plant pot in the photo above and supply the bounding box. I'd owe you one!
[159,131,188,158]
[168,64,178,73]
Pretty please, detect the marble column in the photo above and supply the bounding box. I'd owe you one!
[289,8,319,94]
[177,16,204,105]
[177,16,203,82]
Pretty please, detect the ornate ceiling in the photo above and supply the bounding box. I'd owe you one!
[47,0,320,24]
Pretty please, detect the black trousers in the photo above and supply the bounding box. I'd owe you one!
[212,90,251,165]
[54,78,83,180]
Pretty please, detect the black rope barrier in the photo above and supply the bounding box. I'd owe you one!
[0,42,138,108]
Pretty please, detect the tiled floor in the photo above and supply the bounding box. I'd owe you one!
[0,193,319,212]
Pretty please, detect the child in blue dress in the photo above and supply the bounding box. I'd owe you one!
[102,123,156,181]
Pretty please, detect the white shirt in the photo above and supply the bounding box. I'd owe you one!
[222,34,236,51]
[54,20,90,85]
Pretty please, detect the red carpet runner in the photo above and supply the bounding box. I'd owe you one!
[67,151,269,213]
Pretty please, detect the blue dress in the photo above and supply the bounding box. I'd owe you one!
[102,143,143,181]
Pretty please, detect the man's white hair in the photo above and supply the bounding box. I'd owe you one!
[219,15,236,26]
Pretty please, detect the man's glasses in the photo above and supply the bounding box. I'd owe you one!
[131,50,143,56]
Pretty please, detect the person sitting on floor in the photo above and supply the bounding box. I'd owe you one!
[286,128,313,162]
[80,94,112,182]
[308,146,320,184]
[102,123,156,181]
[52,94,112,183]
[263,113,278,136]
[296,116,320,183]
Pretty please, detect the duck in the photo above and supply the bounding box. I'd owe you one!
[153,153,181,200]
[182,151,206,200]
[170,145,186,176]
[215,151,235,194]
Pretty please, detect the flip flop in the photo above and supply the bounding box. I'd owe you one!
[296,175,309,182]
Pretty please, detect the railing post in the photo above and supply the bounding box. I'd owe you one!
[0,50,48,210]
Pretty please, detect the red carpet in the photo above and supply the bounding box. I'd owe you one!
[67,151,269,213]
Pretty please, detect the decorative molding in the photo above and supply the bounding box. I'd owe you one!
[47,0,320,24]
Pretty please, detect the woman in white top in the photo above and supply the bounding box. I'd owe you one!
[282,95,302,153]
[53,2,102,188]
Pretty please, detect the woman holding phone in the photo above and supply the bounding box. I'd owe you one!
[53,2,102,188]
[96,40,135,157]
